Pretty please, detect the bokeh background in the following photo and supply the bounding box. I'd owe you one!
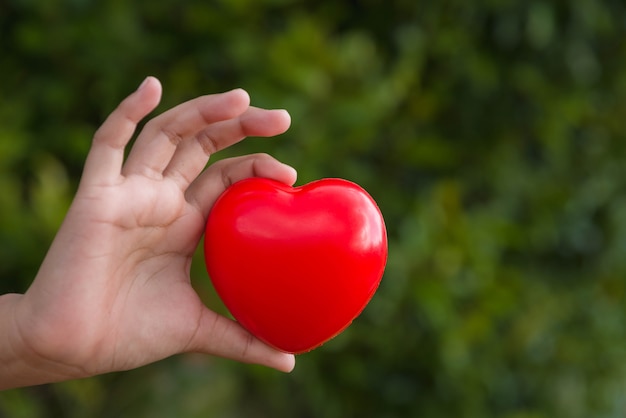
[2,0,626,416]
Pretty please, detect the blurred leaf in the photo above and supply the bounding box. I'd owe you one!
[2,0,626,417]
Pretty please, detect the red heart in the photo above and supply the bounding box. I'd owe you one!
[204,177,387,353]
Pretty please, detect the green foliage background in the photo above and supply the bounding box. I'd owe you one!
[2,0,626,416]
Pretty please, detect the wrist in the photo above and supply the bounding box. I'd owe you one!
[0,293,69,390]
[0,293,29,390]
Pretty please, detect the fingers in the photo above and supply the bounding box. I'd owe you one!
[121,88,251,179]
[185,153,298,216]
[187,308,296,373]
[81,77,162,185]
[163,107,291,189]
[82,79,293,203]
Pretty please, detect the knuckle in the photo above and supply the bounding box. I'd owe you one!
[161,127,184,147]
[195,130,220,156]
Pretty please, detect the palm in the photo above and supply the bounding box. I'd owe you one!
[71,176,205,372]
[13,78,297,385]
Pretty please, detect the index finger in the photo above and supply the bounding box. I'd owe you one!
[81,77,162,185]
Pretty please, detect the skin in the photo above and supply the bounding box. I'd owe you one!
[0,77,297,390]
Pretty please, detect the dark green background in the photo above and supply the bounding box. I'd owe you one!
[2,0,626,416]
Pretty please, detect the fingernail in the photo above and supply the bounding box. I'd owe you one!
[282,163,298,184]
[137,77,150,91]
[231,88,250,103]
[277,109,291,119]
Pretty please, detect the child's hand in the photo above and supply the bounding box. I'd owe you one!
[0,77,297,389]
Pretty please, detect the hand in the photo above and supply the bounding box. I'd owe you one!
[0,77,297,390]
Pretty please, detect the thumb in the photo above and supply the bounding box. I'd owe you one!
[186,308,296,373]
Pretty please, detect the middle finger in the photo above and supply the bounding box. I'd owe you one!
[122,88,251,178]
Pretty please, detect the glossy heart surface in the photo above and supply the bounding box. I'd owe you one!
[204,177,387,353]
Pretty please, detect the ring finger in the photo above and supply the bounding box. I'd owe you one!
[163,107,291,190]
